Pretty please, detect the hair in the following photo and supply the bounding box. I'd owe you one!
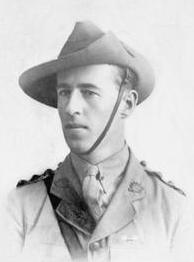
[112,65,138,90]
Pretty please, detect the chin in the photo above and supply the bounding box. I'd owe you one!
[66,140,90,154]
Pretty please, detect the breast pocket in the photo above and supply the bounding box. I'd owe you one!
[22,243,72,262]
[109,236,171,262]
[109,235,145,262]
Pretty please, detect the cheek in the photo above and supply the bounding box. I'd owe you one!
[57,105,66,123]
[57,97,68,114]
[90,106,114,127]
[57,96,65,108]
[96,98,117,117]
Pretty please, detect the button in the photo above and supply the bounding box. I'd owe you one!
[89,241,100,251]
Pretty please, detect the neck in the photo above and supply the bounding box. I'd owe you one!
[75,139,126,165]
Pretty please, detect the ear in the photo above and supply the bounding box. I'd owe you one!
[119,89,138,119]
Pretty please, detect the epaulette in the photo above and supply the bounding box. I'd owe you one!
[16,168,55,188]
[140,161,186,196]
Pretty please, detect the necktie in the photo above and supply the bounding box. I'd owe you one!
[82,166,107,221]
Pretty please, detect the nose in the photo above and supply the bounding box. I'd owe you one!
[65,89,83,116]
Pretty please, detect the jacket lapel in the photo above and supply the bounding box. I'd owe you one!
[90,152,146,242]
[50,155,96,235]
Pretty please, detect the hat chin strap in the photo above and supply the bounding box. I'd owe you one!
[79,74,127,156]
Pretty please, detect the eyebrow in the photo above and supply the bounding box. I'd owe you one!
[56,83,100,91]
[56,83,71,89]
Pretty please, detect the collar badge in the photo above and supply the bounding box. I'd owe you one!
[128,181,143,194]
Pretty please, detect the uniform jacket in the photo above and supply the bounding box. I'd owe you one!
[3,151,193,262]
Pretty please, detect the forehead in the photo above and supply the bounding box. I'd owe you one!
[57,64,118,86]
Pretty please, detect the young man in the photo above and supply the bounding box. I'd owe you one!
[4,21,193,262]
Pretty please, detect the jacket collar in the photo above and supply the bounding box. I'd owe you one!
[50,148,146,239]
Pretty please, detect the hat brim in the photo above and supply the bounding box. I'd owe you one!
[19,32,155,107]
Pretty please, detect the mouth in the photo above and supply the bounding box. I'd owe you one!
[65,123,88,130]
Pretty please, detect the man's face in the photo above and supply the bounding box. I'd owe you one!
[56,64,126,154]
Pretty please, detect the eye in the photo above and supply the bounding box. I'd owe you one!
[81,89,98,97]
[57,89,71,97]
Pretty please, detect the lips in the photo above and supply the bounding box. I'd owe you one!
[65,123,88,129]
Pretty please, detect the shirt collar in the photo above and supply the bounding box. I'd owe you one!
[70,143,129,185]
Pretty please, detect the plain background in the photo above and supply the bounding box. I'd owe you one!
[0,0,194,208]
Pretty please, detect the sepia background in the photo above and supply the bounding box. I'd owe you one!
[0,0,194,207]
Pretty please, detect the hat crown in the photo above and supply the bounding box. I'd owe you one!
[58,21,104,58]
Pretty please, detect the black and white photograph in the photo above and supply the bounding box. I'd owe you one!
[1,1,194,261]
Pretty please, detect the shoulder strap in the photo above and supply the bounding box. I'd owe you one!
[140,161,186,196]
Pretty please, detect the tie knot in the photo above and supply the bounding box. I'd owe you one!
[87,165,99,177]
